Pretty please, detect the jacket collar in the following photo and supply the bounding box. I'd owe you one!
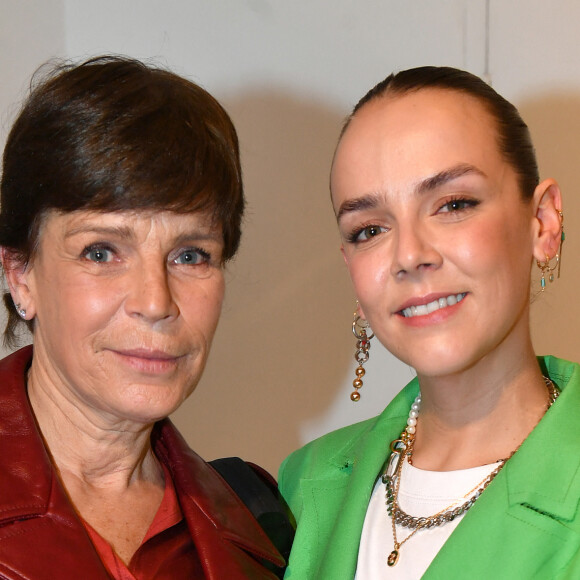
[153,420,284,576]
[0,346,282,579]
[503,356,580,519]
[322,377,419,476]
[426,356,580,576]
[322,357,580,520]
[294,379,419,577]
[0,345,55,523]
[298,358,580,577]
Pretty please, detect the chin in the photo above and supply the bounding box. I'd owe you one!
[113,390,190,424]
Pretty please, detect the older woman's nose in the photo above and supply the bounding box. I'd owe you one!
[125,261,179,321]
[390,223,442,278]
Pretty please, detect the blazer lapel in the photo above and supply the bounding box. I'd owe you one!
[426,358,580,578]
[301,381,419,578]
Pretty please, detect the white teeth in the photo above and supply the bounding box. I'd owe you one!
[414,304,428,316]
[402,293,466,318]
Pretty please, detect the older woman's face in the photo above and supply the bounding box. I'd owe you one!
[22,210,225,424]
[331,89,538,379]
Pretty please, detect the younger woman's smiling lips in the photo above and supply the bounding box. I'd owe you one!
[394,291,468,327]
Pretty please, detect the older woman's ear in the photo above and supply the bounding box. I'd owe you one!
[532,179,563,262]
[0,248,34,318]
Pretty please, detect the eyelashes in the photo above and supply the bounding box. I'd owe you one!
[81,243,214,266]
[344,196,480,245]
[346,224,388,244]
[437,197,480,213]
[82,244,116,263]
[171,247,212,265]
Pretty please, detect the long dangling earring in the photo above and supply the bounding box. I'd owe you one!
[537,210,565,292]
[351,304,374,402]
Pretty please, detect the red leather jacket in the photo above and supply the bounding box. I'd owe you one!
[0,346,284,579]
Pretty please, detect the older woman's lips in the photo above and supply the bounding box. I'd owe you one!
[110,349,182,374]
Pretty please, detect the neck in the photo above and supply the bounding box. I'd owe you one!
[410,341,549,471]
[27,361,162,491]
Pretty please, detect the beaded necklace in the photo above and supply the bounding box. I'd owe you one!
[382,377,560,567]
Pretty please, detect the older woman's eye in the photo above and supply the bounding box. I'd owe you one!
[173,248,210,265]
[83,246,114,263]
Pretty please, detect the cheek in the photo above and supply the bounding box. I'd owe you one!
[179,277,225,336]
[65,277,122,324]
[345,250,390,304]
[449,219,509,275]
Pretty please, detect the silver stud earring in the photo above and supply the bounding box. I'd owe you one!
[15,304,26,319]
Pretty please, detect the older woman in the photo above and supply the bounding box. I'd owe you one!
[0,56,287,579]
[280,67,579,578]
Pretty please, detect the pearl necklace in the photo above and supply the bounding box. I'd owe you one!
[383,377,560,568]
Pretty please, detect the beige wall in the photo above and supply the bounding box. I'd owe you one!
[1,1,579,476]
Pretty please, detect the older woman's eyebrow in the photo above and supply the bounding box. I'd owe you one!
[64,224,222,244]
[415,163,486,195]
[172,231,223,244]
[64,224,135,240]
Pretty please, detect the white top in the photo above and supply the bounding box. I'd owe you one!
[355,459,501,579]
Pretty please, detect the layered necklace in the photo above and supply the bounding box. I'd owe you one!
[382,377,560,568]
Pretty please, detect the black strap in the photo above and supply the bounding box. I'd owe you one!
[210,457,294,578]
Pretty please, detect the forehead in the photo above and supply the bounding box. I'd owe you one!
[37,209,222,243]
[331,88,503,204]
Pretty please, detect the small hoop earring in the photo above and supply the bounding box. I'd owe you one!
[351,304,374,402]
[537,209,565,291]
[537,254,559,291]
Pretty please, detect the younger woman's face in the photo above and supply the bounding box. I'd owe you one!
[331,88,539,379]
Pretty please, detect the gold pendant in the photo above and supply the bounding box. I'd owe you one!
[387,549,399,566]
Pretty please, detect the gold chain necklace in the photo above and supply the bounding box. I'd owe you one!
[383,377,559,568]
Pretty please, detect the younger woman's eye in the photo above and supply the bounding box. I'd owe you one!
[173,248,210,265]
[83,246,114,263]
[438,198,480,213]
[348,225,387,243]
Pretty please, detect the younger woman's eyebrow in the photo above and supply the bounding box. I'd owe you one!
[335,164,485,222]
[335,192,381,222]
[416,163,486,195]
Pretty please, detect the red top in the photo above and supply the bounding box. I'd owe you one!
[84,464,203,578]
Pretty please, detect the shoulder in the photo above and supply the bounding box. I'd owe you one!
[278,376,419,510]
[539,355,580,388]
[279,416,377,488]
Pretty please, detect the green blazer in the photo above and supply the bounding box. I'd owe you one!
[279,356,580,579]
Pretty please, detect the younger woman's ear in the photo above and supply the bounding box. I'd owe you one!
[532,178,563,262]
[0,248,34,316]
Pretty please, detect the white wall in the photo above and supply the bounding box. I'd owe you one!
[1,1,579,474]
[0,0,65,139]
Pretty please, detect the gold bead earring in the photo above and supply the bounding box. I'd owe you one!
[351,304,374,402]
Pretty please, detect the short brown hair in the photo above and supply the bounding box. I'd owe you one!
[1,55,244,345]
